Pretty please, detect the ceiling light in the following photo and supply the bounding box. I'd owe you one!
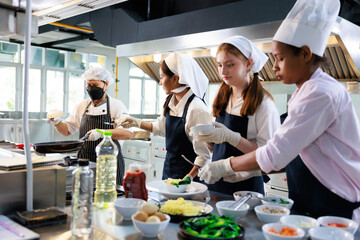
[153,54,161,63]
[210,47,218,57]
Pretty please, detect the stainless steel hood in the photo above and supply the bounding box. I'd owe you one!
[120,17,360,83]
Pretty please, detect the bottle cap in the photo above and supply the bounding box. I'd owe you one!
[104,131,112,136]
[78,159,89,166]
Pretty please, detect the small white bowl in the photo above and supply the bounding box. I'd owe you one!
[262,223,305,240]
[190,124,214,137]
[216,200,250,221]
[280,215,319,235]
[309,226,354,240]
[233,191,263,209]
[131,213,170,238]
[317,216,359,235]
[262,196,294,209]
[114,198,146,220]
[254,204,290,223]
[164,181,188,193]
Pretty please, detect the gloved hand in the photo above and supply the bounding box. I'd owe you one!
[46,110,63,126]
[196,122,241,147]
[223,170,262,183]
[117,117,142,128]
[86,129,104,141]
[198,157,234,184]
[47,117,61,126]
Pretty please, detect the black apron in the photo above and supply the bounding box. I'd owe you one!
[162,94,199,180]
[77,95,125,185]
[209,109,265,195]
[281,113,360,218]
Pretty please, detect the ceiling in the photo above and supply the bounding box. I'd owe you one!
[0,0,359,52]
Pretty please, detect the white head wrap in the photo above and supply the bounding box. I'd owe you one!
[164,53,209,98]
[82,67,114,85]
[273,0,340,57]
[222,35,268,73]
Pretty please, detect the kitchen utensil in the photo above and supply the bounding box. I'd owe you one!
[201,196,211,214]
[229,193,252,210]
[32,134,89,154]
[181,155,201,170]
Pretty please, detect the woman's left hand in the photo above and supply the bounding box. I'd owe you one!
[86,129,103,141]
[196,122,241,147]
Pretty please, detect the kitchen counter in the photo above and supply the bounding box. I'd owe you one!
[29,190,360,240]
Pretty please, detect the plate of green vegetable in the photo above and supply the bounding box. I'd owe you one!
[178,215,245,240]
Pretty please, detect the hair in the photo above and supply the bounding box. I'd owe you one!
[287,44,329,67]
[212,43,273,117]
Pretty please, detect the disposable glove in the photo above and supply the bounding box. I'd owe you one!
[198,157,234,184]
[117,117,142,128]
[47,117,61,126]
[46,109,63,126]
[196,122,241,147]
[86,129,104,141]
[223,170,262,183]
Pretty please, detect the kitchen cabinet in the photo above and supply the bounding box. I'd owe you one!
[149,156,165,182]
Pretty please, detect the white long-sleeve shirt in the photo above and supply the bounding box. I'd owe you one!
[64,96,129,135]
[256,68,360,222]
[152,89,212,167]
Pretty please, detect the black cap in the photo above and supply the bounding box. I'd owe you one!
[78,159,89,166]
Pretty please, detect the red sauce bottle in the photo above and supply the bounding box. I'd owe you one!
[123,164,148,200]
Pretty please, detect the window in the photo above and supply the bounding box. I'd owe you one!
[207,84,221,111]
[0,66,16,111]
[129,78,142,114]
[28,69,41,112]
[0,42,19,63]
[46,49,66,68]
[157,86,167,115]
[21,46,43,65]
[144,80,157,114]
[68,72,85,111]
[46,70,64,111]
[69,52,86,70]
[89,54,105,68]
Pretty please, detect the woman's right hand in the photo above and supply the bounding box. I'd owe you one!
[117,117,141,128]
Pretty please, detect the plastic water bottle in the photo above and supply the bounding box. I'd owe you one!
[71,159,94,237]
[94,130,118,209]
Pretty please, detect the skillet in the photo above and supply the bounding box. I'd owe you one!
[33,135,89,154]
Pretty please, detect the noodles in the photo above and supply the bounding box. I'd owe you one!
[160,198,202,216]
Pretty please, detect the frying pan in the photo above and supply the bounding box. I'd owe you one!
[33,135,89,154]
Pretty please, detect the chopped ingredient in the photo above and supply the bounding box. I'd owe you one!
[294,221,316,228]
[268,227,298,236]
[260,206,287,214]
[160,198,202,216]
[183,215,242,239]
[327,222,347,228]
[164,177,191,187]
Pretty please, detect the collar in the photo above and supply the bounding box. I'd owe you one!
[168,89,194,113]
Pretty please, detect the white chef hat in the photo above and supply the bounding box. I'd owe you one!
[82,67,114,85]
[222,35,268,73]
[164,53,209,99]
[273,0,340,57]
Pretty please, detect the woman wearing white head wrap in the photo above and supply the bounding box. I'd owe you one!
[47,66,133,185]
[120,53,212,180]
[199,0,360,222]
[195,36,280,195]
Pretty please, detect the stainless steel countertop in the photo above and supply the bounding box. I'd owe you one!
[31,191,360,240]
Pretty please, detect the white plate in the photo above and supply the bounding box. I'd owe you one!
[146,180,208,199]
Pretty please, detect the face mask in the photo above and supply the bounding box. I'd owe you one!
[87,85,105,100]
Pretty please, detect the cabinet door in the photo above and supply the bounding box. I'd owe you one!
[151,158,164,181]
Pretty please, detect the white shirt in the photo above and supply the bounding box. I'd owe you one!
[152,89,212,167]
[64,96,129,135]
[226,94,280,147]
[256,68,360,222]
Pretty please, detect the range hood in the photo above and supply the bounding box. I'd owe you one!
[117,17,360,83]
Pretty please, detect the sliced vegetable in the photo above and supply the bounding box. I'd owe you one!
[183,214,242,239]
[268,227,298,236]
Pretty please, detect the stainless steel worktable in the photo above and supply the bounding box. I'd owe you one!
[32,190,360,240]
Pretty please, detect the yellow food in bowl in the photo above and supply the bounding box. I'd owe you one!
[164,178,183,185]
[160,198,202,216]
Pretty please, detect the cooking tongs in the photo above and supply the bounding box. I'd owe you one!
[229,193,252,210]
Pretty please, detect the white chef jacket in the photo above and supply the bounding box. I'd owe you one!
[222,92,280,182]
[64,96,129,135]
[152,89,212,167]
[256,68,360,222]
[226,94,280,147]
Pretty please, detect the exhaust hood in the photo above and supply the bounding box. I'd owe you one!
[120,17,360,83]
